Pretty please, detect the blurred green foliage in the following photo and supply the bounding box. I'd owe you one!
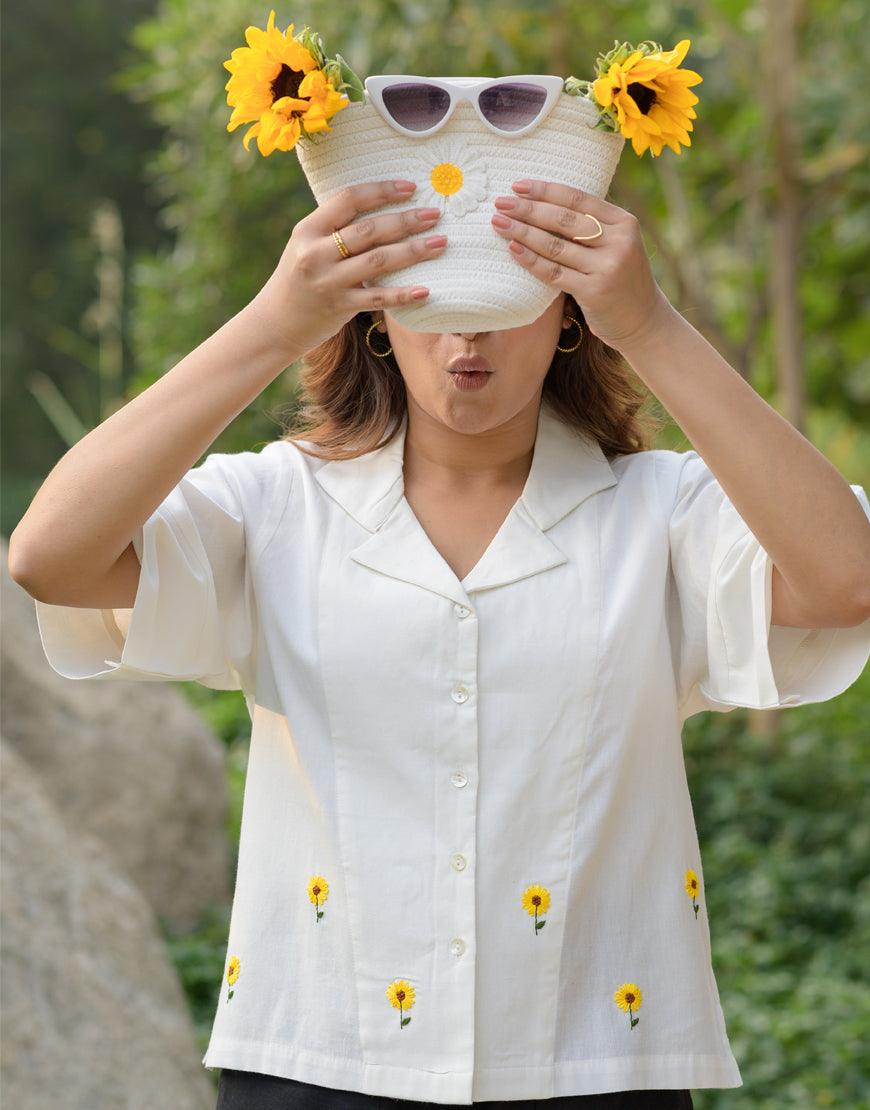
[4,0,869,1102]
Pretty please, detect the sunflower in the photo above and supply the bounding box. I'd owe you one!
[685,869,700,918]
[614,982,642,1028]
[386,979,416,1029]
[224,11,348,155]
[591,40,702,156]
[521,884,550,935]
[226,956,240,1002]
[307,875,329,922]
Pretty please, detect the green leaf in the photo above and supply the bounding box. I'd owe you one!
[536,919,547,931]
[337,55,365,102]
[401,1017,412,1028]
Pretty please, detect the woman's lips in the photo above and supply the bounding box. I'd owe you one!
[448,356,493,392]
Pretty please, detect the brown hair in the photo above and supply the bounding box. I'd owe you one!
[286,298,654,459]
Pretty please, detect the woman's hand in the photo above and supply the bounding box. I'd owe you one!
[490,180,672,354]
[251,179,447,358]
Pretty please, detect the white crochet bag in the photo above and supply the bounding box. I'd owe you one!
[296,85,623,333]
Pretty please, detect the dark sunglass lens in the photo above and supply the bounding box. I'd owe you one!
[381,83,451,132]
[479,82,548,131]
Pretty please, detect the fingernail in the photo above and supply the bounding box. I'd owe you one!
[411,287,429,300]
[394,180,416,193]
[491,214,512,230]
[512,180,532,194]
[417,208,441,221]
[494,196,516,210]
[509,241,526,256]
[425,235,448,249]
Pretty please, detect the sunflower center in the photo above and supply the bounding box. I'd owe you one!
[431,163,464,197]
[271,64,306,104]
[627,83,657,115]
[625,993,636,1005]
[532,895,541,907]
[396,990,406,1003]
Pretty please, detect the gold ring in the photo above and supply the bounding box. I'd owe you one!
[332,229,352,259]
[571,214,604,243]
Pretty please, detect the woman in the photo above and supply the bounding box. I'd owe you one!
[9,179,870,1109]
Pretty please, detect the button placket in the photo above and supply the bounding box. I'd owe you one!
[438,593,478,1008]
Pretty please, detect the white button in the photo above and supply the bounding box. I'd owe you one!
[449,938,467,957]
[450,772,469,789]
[450,853,468,872]
[451,686,469,704]
[453,603,471,619]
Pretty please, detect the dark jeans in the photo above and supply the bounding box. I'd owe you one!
[216,1071,695,1109]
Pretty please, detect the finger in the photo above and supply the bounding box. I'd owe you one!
[339,231,449,286]
[511,179,619,223]
[491,214,597,280]
[313,180,418,232]
[497,182,616,245]
[336,205,442,259]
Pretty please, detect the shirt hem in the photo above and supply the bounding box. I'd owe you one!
[204,1039,741,1105]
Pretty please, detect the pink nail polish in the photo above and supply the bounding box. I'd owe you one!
[425,235,448,249]
[491,214,512,230]
[394,180,416,193]
[512,180,532,194]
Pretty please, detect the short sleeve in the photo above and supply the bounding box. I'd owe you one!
[35,445,292,690]
[666,453,870,718]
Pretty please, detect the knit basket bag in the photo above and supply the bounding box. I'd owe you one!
[296,85,624,333]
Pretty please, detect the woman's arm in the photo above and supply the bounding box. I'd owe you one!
[9,181,445,609]
[492,181,870,629]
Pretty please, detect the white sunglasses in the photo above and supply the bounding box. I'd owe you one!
[364,75,565,138]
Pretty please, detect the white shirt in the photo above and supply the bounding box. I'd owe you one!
[36,409,870,1105]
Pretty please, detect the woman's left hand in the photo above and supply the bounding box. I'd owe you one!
[490,180,672,354]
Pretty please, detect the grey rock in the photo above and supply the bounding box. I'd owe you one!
[1,540,231,931]
[0,739,216,1110]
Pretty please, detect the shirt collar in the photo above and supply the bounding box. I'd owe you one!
[313,406,617,535]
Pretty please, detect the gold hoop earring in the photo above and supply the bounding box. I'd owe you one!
[366,321,393,358]
[556,316,584,354]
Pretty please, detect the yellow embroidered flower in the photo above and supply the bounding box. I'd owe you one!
[614,982,642,1028]
[226,956,240,1002]
[307,875,329,922]
[386,979,415,1029]
[685,869,700,918]
[522,884,550,934]
[224,11,348,155]
[591,39,702,156]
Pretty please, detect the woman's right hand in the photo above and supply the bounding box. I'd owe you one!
[250,180,447,358]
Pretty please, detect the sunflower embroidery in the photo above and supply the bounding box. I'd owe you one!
[590,40,702,157]
[226,956,240,1003]
[412,141,489,218]
[386,979,416,1029]
[684,869,700,919]
[307,875,329,923]
[521,884,550,935]
[614,982,642,1029]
